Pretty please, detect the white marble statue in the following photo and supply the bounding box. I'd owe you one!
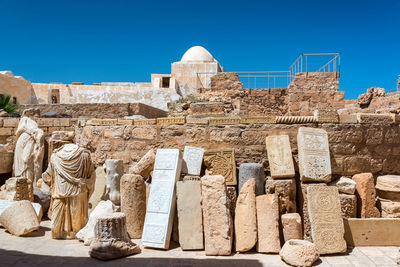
[13,117,44,186]
[103,159,123,206]
[41,143,96,239]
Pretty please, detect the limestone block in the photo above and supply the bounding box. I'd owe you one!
[238,163,264,196]
[314,109,339,123]
[0,200,42,222]
[297,127,332,183]
[89,213,140,260]
[307,186,347,254]
[142,149,182,249]
[204,149,237,186]
[129,149,156,178]
[379,198,400,218]
[176,179,203,250]
[201,175,233,256]
[89,166,106,214]
[331,176,356,195]
[120,174,146,239]
[0,177,33,202]
[376,175,400,201]
[0,200,39,236]
[256,194,280,253]
[235,179,257,252]
[281,213,302,242]
[77,200,115,245]
[226,186,237,218]
[340,194,357,218]
[357,113,393,124]
[103,159,123,206]
[182,146,204,176]
[280,239,319,267]
[352,173,380,218]
[0,151,13,174]
[265,135,295,179]
[265,178,296,214]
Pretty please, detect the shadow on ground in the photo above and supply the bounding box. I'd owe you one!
[0,248,265,267]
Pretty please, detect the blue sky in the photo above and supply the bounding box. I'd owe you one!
[1,0,399,99]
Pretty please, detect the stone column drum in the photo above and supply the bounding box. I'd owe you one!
[103,159,123,206]
[239,163,265,196]
[120,174,146,239]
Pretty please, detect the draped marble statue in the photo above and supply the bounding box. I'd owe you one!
[42,143,96,239]
[13,117,44,186]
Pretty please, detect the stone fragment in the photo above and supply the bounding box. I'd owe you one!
[183,175,200,181]
[176,179,203,250]
[129,149,156,179]
[280,239,319,267]
[265,135,295,179]
[77,200,115,245]
[281,213,302,242]
[226,186,237,218]
[142,149,182,249]
[204,149,237,185]
[182,146,204,176]
[0,200,40,236]
[265,178,296,214]
[103,159,123,206]
[238,163,264,196]
[201,175,233,256]
[357,113,393,124]
[33,187,51,214]
[352,173,380,218]
[89,166,106,214]
[0,177,33,202]
[235,179,257,252]
[376,175,400,201]
[307,186,347,254]
[379,198,400,218]
[120,174,146,239]
[331,176,356,195]
[0,200,43,222]
[256,194,280,253]
[0,151,13,174]
[297,127,331,183]
[89,213,140,260]
[340,194,357,218]
[314,109,339,123]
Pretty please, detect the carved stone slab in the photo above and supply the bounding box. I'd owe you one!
[182,146,204,176]
[314,110,339,123]
[307,186,347,254]
[241,116,275,124]
[209,117,240,125]
[204,149,237,186]
[297,127,332,182]
[133,119,156,125]
[87,119,118,126]
[156,117,185,125]
[117,119,133,125]
[266,135,295,179]
[142,149,182,249]
[0,152,13,174]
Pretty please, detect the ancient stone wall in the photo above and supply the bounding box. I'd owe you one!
[0,71,38,104]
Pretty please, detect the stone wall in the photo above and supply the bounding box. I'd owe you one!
[19,103,168,119]
[0,71,38,104]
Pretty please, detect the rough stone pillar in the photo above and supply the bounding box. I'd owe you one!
[256,194,280,253]
[239,163,264,196]
[0,200,39,236]
[120,174,146,239]
[281,213,302,242]
[201,175,233,256]
[235,178,257,252]
[89,212,140,260]
[352,173,380,218]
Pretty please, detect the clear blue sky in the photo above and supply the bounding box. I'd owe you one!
[1,0,399,99]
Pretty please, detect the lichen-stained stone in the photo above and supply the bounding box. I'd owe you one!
[129,149,156,179]
[307,186,347,254]
[256,194,280,253]
[204,149,237,186]
[120,174,146,239]
[235,178,257,252]
[280,239,319,267]
[265,178,296,214]
[182,146,204,176]
[239,163,265,196]
[340,194,357,218]
[297,127,332,183]
[265,135,295,179]
[376,175,400,201]
[201,175,232,256]
[0,200,39,236]
[176,179,203,250]
[352,173,380,218]
[281,213,302,242]
[142,149,182,249]
[331,176,356,195]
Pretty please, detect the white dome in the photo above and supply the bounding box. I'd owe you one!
[180,46,215,62]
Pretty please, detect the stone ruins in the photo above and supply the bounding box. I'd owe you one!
[1,46,400,265]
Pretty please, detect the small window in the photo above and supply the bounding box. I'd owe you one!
[162,77,170,88]
[50,89,60,104]
[12,97,17,104]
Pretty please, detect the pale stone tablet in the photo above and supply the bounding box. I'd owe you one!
[266,135,295,179]
[256,194,280,253]
[182,146,204,176]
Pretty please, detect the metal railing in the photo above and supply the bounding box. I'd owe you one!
[236,71,290,89]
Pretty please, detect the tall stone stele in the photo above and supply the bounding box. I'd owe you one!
[41,143,96,239]
[265,135,295,179]
[103,159,123,206]
[13,117,44,186]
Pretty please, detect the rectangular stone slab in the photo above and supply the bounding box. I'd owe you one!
[307,185,347,254]
[176,180,203,250]
[297,127,332,183]
[142,149,182,249]
[182,146,204,176]
[256,194,280,253]
[344,218,400,246]
[266,135,295,179]
[203,149,237,185]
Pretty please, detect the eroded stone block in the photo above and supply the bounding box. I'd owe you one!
[182,146,204,176]
[352,173,380,218]
[265,178,296,214]
[204,149,237,186]
[256,194,280,253]
[0,200,39,236]
[239,163,264,196]
[340,194,357,218]
[281,213,302,242]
